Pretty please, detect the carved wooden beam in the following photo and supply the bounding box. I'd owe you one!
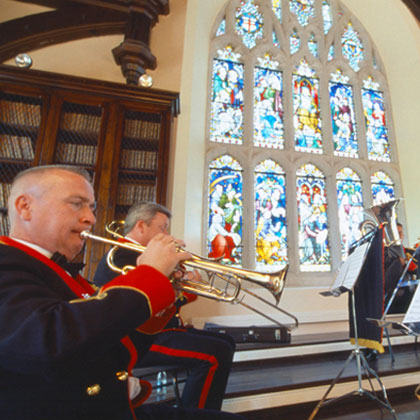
[2,0,170,85]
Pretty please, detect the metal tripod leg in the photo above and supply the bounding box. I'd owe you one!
[308,291,399,420]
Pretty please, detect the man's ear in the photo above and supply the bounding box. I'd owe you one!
[14,194,32,221]
[135,219,146,234]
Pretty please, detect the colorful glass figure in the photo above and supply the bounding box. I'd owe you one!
[208,155,243,266]
[235,0,264,49]
[272,0,282,22]
[216,18,226,36]
[296,163,330,271]
[329,69,358,158]
[371,171,395,205]
[290,0,315,27]
[362,77,391,162]
[210,46,244,144]
[322,1,333,34]
[336,168,364,258]
[308,33,318,57]
[293,59,323,154]
[254,54,284,149]
[254,159,288,271]
[341,22,364,72]
[290,29,301,54]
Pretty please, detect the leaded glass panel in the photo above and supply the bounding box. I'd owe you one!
[254,55,284,149]
[216,19,226,36]
[272,0,282,22]
[208,155,243,266]
[293,59,323,153]
[235,0,264,49]
[254,159,288,271]
[308,33,318,57]
[290,29,300,54]
[329,70,358,157]
[336,168,364,257]
[296,164,330,271]
[362,78,391,162]
[322,1,333,34]
[371,171,395,205]
[210,47,244,144]
[341,23,364,72]
[290,0,315,27]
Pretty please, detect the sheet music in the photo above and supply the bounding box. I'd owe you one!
[329,242,370,293]
[403,282,420,323]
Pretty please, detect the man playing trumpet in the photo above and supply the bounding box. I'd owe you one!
[0,164,243,420]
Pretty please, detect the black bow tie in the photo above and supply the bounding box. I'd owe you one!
[51,252,85,278]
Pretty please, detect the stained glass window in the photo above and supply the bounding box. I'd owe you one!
[308,33,318,57]
[210,46,244,145]
[254,159,287,271]
[290,0,315,27]
[293,59,323,154]
[336,168,364,257]
[296,164,330,271]
[207,0,399,277]
[208,155,243,266]
[290,29,300,54]
[329,69,358,157]
[235,0,264,49]
[323,1,333,34]
[272,0,282,22]
[362,77,391,162]
[371,171,395,205]
[254,54,284,149]
[341,22,364,72]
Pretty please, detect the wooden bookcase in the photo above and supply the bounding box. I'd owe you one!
[0,64,179,280]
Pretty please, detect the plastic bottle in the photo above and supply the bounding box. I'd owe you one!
[156,370,168,401]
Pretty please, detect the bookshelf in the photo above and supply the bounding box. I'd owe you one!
[0,65,179,280]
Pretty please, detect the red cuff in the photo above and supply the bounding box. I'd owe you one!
[100,265,175,315]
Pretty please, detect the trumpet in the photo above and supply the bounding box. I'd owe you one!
[81,221,298,329]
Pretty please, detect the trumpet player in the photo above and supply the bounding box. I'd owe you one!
[94,201,236,410]
[0,165,244,420]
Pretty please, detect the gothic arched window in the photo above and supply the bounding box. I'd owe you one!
[205,0,402,282]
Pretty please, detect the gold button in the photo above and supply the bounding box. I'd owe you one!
[116,371,129,381]
[86,384,101,396]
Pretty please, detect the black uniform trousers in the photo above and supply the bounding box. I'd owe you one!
[141,327,236,409]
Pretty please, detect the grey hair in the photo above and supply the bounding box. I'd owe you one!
[124,201,172,234]
[11,164,91,187]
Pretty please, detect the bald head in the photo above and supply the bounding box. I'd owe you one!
[8,165,95,259]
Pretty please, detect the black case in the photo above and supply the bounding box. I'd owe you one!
[204,323,291,343]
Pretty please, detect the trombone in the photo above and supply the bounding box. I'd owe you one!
[82,221,298,329]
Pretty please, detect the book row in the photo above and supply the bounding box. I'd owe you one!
[56,143,97,166]
[0,213,9,236]
[0,101,42,127]
[117,183,156,205]
[0,135,35,160]
[61,112,102,133]
[0,183,11,208]
[124,119,161,140]
[120,149,158,170]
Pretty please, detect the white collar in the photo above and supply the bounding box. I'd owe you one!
[11,237,53,259]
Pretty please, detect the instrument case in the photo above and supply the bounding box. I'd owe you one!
[204,323,291,343]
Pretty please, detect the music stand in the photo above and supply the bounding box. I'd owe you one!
[308,231,398,420]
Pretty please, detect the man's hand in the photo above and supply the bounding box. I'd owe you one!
[136,233,192,277]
